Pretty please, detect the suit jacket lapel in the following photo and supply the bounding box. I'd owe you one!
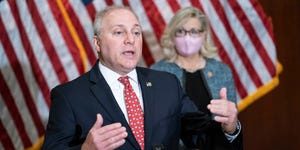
[89,62,140,149]
[137,67,155,148]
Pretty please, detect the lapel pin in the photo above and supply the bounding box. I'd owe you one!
[146,82,152,87]
[207,71,213,78]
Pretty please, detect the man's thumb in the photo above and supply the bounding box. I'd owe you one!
[220,87,227,100]
[91,114,103,130]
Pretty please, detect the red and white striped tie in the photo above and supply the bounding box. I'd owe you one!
[118,76,144,150]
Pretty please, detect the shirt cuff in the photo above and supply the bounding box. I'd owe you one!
[224,120,241,142]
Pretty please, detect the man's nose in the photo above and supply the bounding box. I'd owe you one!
[124,33,135,44]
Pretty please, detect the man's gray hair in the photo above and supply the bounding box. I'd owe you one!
[93,6,138,36]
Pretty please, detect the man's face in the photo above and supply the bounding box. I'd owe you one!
[95,8,143,75]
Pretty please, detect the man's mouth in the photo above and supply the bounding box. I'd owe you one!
[122,50,135,56]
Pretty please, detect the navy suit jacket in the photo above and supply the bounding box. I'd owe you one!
[42,61,211,150]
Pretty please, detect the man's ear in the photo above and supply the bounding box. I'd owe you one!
[93,36,101,52]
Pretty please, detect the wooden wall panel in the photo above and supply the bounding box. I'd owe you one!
[239,0,300,149]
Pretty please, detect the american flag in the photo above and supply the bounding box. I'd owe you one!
[0,0,281,149]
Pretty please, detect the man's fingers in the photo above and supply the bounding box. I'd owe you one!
[90,114,103,131]
[98,122,122,135]
[107,139,126,150]
[220,87,227,100]
[213,115,229,123]
[86,118,127,150]
[100,127,128,149]
[208,100,237,118]
[98,126,127,141]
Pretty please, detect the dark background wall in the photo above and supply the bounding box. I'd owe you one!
[239,0,300,149]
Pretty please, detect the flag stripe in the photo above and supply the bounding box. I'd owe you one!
[17,0,60,93]
[4,1,48,135]
[211,0,263,88]
[0,7,48,144]
[228,0,276,78]
[153,0,173,26]
[86,2,96,22]
[175,0,191,8]
[94,0,107,10]
[190,0,203,11]
[249,0,274,42]
[48,0,85,74]
[27,0,69,83]
[167,0,180,13]
[105,0,113,5]
[243,0,276,65]
[56,0,90,72]
[203,1,257,96]
[9,1,57,110]
[0,71,32,147]
[0,120,14,149]
[201,1,252,98]
[4,0,52,108]
[141,0,166,40]
[211,29,248,99]
[34,0,80,82]
[141,36,155,66]
[122,0,129,6]
[64,0,97,66]
[218,0,272,84]
[0,34,41,147]
[0,85,23,150]
[0,24,43,141]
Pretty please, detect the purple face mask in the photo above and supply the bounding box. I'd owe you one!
[175,36,204,57]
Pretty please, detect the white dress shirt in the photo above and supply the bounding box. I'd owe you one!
[98,62,240,142]
[98,62,144,122]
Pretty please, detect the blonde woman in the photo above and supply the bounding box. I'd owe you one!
[151,7,243,150]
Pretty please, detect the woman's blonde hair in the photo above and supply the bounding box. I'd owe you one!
[161,7,217,62]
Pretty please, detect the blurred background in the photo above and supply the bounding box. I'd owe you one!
[239,0,300,149]
[0,0,299,149]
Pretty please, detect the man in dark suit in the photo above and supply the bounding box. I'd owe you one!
[42,6,241,150]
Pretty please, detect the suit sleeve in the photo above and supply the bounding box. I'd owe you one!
[42,87,82,150]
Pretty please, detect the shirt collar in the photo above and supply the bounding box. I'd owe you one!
[98,62,138,84]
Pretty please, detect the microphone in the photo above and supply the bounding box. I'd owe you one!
[152,144,164,150]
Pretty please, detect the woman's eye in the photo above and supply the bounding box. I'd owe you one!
[178,29,184,33]
[191,29,199,34]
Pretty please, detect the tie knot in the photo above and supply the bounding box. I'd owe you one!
[118,76,130,85]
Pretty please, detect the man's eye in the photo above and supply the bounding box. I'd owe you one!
[134,31,141,36]
[114,31,124,35]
